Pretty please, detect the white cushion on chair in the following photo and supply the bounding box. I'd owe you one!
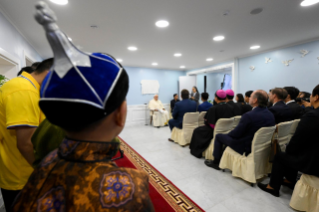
[288,119,300,142]
[276,121,293,151]
[204,118,234,160]
[232,116,241,130]
[198,112,207,127]
[290,174,319,212]
[219,126,276,183]
[171,112,199,146]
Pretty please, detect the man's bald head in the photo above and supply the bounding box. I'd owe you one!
[154,94,159,101]
[249,90,268,107]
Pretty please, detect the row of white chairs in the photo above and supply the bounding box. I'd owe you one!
[170,113,318,211]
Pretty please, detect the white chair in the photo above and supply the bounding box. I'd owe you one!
[232,116,241,129]
[219,126,276,185]
[276,121,294,151]
[288,119,300,142]
[290,174,319,212]
[204,118,234,160]
[170,112,199,146]
[198,112,207,127]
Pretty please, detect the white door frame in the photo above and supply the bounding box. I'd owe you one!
[186,63,236,95]
[0,47,21,78]
[23,50,37,67]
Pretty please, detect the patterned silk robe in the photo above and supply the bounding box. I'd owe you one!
[12,139,155,212]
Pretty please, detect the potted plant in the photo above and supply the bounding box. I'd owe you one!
[0,75,9,87]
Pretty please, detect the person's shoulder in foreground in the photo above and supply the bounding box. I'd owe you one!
[12,2,154,211]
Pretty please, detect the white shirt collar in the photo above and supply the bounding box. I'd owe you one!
[252,106,258,110]
[286,100,295,105]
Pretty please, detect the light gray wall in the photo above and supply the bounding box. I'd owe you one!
[0,10,42,68]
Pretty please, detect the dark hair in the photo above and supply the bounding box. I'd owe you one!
[215,92,226,101]
[201,92,209,100]
[35,58,54,74]
[173,93,177,98]
[312,85,319,97]
[236,94,244,103]
[283,86,298,100]
[17,66,34,76]
[245,90,253,98]
[226,95,234,100]
[31,62,41,70]
[301,91,311,99]
[193,86,199,93]
[253,91,268,107]
[271,88,285,100]
[181,89,189,99]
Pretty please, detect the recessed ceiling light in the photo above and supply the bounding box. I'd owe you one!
[49,0,68,5]
[213,36,225,41]
[206,58,213,61]
[180,66,185,69]
[152,62,158,66]
[155,20,169,28]
[250,45,260,50]
[174,53,182,57]
[68,37,72,41]
[128,46,138,51]
[250,8,263,15]
[117,59,123,62]
[301,0,319,6]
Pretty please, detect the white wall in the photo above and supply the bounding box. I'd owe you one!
[0,10,42,71]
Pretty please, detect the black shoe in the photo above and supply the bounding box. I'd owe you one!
[257,183,279,197]
[282,181,296,190]
[204,160,221,170]
[168,138,174,142]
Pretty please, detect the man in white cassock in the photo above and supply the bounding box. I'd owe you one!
[148,94,169,127]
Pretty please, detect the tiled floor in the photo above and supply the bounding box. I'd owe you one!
[119,125,296,212]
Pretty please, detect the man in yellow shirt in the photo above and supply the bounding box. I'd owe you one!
[0,58,52,211]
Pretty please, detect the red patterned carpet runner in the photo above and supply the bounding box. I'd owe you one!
[115,137,204,212]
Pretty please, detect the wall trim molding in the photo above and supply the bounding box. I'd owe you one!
[0,47,21,69]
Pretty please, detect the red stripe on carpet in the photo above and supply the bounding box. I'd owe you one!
[114,137,205,212]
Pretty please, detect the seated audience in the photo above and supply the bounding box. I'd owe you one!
[148,94,170,127]
[284,86,302,120]
[17,66,34,76]
[242,90,253,114]
[236,93,245,106]
[296,91,313,114]
[12,5,154,211]
[198,92,213,112]
[258,84,319,197]
[170,93,180,113]
[168,89,197,132]
[189,90,235,158]
[205,90,275,169]
[225,89,241,116]
[269,88,293,124]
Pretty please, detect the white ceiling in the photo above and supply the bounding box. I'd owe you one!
[0,0,319,70]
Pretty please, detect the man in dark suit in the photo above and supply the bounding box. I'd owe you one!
[258,84,319,197]
[205,90,276,169]
[225,89,241,116]
[168,89,197,131]
[241,90,253,114]
[170,94,180,113]
[269,88,293,124]
[284,86,302,120]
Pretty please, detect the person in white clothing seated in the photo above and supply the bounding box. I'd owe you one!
[148,94,169,127]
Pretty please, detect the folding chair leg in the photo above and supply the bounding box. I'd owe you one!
[251,183,254,187]
[222,169,225,172]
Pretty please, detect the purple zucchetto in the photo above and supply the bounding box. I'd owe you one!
[225,89,234,97]
[216,90,226,99]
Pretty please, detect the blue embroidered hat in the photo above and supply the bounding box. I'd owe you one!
[35,2,129,130]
